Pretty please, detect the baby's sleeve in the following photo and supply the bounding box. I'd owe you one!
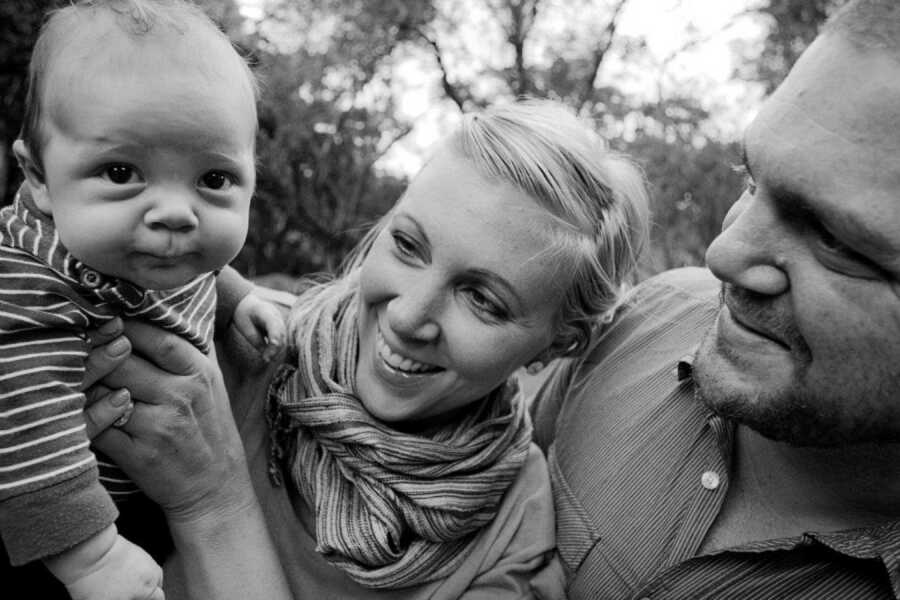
[0,302,117,565]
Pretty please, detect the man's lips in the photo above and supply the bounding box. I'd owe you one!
[723,300,790,350]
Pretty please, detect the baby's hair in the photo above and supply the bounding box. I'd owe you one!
[449,99,649,358]
[19,0,258,175]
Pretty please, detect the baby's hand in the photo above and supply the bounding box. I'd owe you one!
[45,525,163,600]
[233,291,287,362]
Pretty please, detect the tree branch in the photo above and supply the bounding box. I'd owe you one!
[414,26,468,111]
[577,0,629,110]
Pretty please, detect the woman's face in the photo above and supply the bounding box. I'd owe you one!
[356,146,571,426]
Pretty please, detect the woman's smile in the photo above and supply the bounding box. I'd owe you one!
[376,328,441,376]
[354,145,567,424]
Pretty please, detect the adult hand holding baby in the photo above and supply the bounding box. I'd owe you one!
[83,320,293,600]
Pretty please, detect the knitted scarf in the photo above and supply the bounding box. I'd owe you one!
[267,286,532,589]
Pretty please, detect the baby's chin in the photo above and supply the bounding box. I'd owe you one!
[118,267,209,291]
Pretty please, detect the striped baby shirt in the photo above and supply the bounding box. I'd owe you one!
[531,267,900,599]
[0,188,216,565]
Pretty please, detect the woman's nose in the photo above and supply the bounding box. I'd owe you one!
[143,190,199,232]
[384,285,441,343]
[705,190,789,296]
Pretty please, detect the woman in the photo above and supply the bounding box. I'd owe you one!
[89,99,650,599]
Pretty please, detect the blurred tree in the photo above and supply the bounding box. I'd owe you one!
[411,0,746,273]
[233,0,436,276]
[0,0,50,207]
[734,0,845,93]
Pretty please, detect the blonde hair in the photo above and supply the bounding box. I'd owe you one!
[448,99,649,357]
[289,99,649,361]
[19,0,258,174]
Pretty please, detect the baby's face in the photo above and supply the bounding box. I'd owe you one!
[32,22,257,290]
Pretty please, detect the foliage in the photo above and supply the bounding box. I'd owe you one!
[0,0,50,207]
[735,0,845,93]
[232,0,435,276]
[0,0,840,280]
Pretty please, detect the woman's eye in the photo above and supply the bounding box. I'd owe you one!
[466,288,506,319]
[392,232,417,257]
[199,171,234,191]
[102,164,140,185]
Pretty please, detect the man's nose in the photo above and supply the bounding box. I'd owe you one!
[705,190,789,296]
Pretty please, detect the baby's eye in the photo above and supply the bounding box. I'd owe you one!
[102,164,140,185]
[199,171,235,191]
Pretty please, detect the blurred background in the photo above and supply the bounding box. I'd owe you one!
[0,0,844,289]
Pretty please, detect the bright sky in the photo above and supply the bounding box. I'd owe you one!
[238,0,767,176]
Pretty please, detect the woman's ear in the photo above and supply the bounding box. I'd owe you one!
[12,139,52,214]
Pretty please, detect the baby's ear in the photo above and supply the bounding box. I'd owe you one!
[12,139,51,213]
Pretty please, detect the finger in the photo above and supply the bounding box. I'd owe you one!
[123,320,202,376]
[100,350,172,407]
[86,317,124,347]
[81,335,132,390]
[238,317,266,349]
[83,388,132,439]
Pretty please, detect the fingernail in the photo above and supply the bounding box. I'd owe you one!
[108,337,130,356]
[111,388,131,406]
[98,318,123,335]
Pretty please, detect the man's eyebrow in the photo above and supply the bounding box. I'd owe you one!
[767,169,896,261]
[742,133,895,258]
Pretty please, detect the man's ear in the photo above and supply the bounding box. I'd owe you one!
[12,139,52,213]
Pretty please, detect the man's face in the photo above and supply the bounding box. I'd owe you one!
[692,33,900,446]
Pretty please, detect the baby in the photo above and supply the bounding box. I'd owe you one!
[0,1,283,598]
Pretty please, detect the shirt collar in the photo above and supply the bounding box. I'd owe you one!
[674,347,698,382]
[6,185,146,303]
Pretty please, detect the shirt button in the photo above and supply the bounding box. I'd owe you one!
[80,268,102,288]
[701,470,720,490]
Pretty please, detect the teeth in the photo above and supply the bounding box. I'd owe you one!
[376,330,438,374]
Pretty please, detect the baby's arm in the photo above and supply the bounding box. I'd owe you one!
[216,266,288,362]
[44,523,163,600]
[0,312,118,566]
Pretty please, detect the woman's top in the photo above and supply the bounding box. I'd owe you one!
[183,313,566,600]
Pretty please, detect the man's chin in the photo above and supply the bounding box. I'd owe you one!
[693,351,896,447]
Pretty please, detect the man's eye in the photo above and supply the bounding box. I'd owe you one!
[102,164,140,185]
[199,171,234,191]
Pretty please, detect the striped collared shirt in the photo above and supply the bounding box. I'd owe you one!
[0,189,216,564]
[531,267,900,600]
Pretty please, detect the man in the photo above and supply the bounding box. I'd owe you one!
[531,0,900,597]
